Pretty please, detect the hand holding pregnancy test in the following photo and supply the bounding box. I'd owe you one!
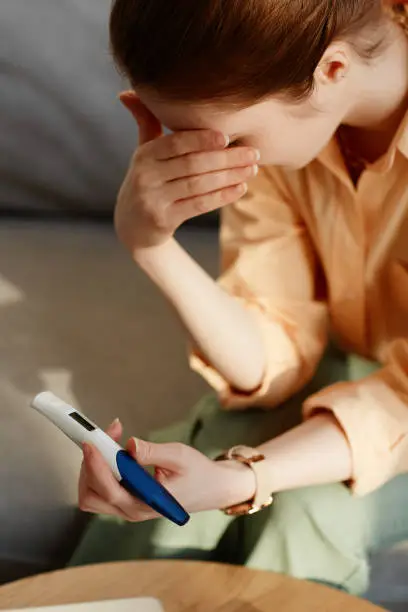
[31,392,190,526]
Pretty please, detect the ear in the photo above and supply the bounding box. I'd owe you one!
[315,44,350,87]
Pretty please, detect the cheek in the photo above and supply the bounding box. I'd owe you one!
[254,117,337,167]
[251,128,310,166]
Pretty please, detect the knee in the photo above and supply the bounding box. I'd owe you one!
[272,484,367,554]
[245,485,370,594]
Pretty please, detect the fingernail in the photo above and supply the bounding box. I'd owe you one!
[217,133,229,148]
[131,437,138,454]
[254,149,261,161]
[83,442,93,459]
[112,418,121,426]
[253,164,259,176]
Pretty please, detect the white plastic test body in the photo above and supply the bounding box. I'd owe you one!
[31,392,189,526]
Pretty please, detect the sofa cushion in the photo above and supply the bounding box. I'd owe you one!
[0,0,219,227]
[0,0,135,214]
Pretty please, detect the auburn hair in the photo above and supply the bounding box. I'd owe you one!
[110,0,389,105]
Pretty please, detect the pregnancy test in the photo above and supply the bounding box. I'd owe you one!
[31,392,189,527]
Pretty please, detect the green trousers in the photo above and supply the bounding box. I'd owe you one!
[70,349,408,595]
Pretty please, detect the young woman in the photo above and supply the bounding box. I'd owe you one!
[71,0,408,595]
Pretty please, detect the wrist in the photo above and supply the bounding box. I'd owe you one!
[215,459,257,509]
[132,237,176,270]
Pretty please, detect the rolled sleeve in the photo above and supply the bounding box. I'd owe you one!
[190,299,297,409]
[189,166,328,409]
[191,292,327,409]
[304,345,408,495]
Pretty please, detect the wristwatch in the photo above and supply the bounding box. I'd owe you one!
[215,445,273,516]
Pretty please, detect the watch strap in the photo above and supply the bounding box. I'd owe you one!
[216,445,273,516]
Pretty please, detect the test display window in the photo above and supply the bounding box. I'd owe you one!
[69,411,96,431]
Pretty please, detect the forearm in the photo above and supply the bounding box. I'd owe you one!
[134,237,265,391]
[258,414,353,493]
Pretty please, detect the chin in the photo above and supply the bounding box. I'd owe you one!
[276,160,311,171]
[262,154,317,171]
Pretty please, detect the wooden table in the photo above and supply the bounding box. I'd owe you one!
[0,561,385,612]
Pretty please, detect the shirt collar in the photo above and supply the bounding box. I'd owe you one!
[396,107,408,160]
[318,105,408,181]
[317,137,352,190]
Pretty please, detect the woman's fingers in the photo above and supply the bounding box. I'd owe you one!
[82,443,131,506]
[147,129,228,161]
[78,418,122,512]
[172,183,248,226]
[127,437,188,472]
[167,164,257,201]
[79,487,128,519]
[161,146,259,182]
[79,440,157,522]
[106,418,123,441]
[79,478,153,522]
[78,419,173,522]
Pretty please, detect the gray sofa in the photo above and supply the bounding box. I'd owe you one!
[1,2,407,609]
[0,0,214,583]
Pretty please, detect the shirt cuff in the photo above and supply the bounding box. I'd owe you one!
[303,377,408,495]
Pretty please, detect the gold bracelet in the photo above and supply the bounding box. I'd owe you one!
[215,445,273,516]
